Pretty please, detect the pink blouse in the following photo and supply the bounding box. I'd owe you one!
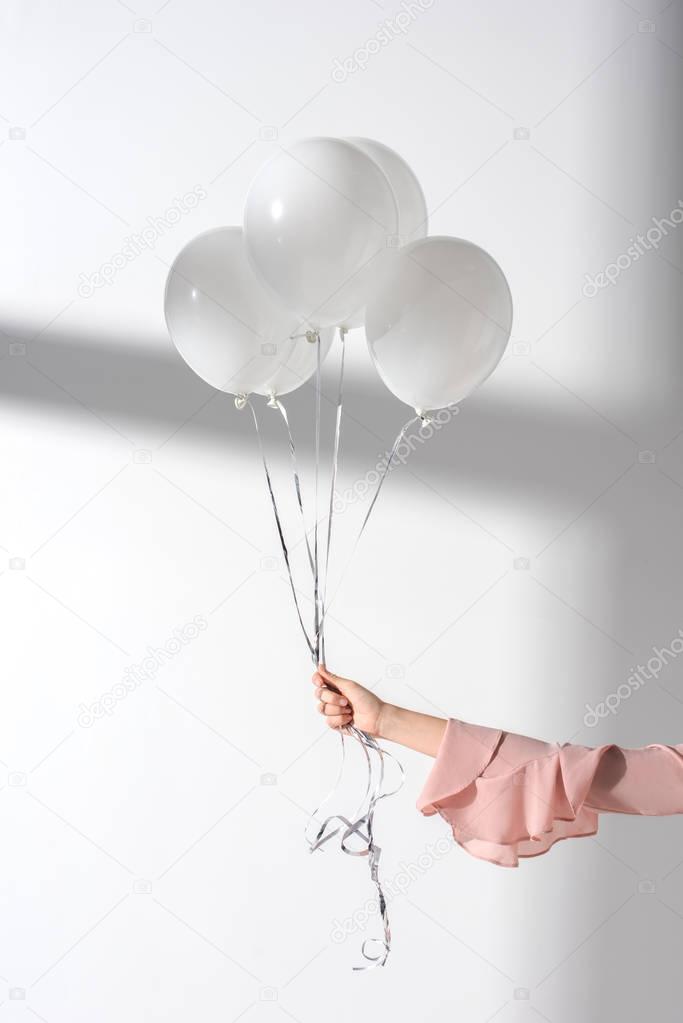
[417,719,683,867]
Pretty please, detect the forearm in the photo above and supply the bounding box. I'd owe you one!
[377,703,447,757]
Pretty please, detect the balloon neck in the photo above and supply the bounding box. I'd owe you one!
[289,329,320,343]
[266,393,278,408]
[415,408,433,426]
[234,393,248,411]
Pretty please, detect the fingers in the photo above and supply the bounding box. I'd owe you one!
[317,696,350,716]
[317,687,349,710]
[312,670,342,696]
[316,707,351,732]
[311,670,352,729]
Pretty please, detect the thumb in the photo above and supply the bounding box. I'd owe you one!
[317,664,348,696]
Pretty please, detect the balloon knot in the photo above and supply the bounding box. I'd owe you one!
[234,394,248,410]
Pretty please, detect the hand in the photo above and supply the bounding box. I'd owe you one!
[311,665,385,736]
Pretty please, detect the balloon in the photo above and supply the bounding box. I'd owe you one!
[243,137,398,328]
[347,138,427,243]
[164,226,332,398]
[365,236,512,412]
[332,139,427,330]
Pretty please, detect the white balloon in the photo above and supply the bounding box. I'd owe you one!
[347,138,427,243]
[365,236,512,412]
[164,227,332,397]
[243,137,398,328]
[335,139,427,330]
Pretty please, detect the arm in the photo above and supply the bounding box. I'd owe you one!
[313,668,683,867]
[312,666,447,757]
[313,668,683,816]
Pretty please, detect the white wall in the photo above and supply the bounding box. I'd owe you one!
[2,1,683,1020]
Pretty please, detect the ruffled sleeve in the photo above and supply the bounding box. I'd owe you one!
[417,719,683,868]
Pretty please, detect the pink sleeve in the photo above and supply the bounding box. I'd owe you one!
[416,719,683,868]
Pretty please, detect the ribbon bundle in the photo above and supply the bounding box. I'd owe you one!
[241,330,418,969]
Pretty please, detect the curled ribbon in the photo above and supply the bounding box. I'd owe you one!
[307,726,405,969]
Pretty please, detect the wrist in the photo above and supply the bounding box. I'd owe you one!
[376,701,399,742]
[374,703,448,756]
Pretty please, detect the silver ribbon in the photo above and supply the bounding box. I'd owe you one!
[312,336,322,665]
[319,327,346,666]
[305,333,411,970]
[317,412,422,635]
[243,331,420,970]
[269,396,315,579]
[245,398,315,660]
[307,725,405,970]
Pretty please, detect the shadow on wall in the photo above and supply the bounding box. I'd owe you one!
[0,323,649,510]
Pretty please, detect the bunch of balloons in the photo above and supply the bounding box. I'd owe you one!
[164,136,513,414]
[163,136,513,971]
